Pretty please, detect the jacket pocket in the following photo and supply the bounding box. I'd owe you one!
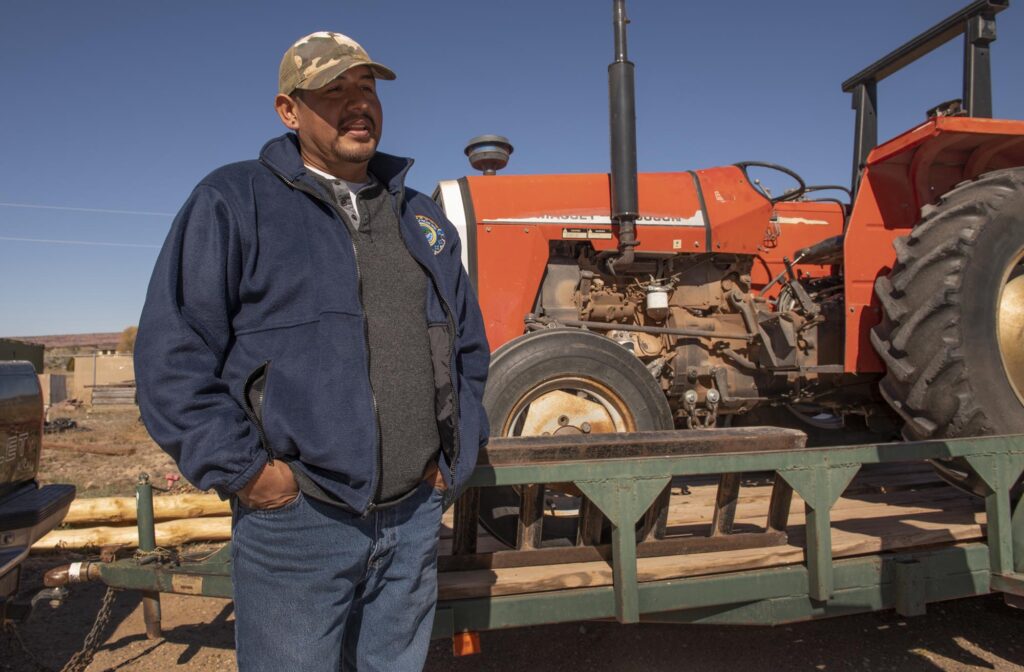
[243,361,274,461]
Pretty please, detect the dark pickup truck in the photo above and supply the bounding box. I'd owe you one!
[1,361,75,622]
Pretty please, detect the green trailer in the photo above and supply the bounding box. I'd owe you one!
[42,426,1024,652]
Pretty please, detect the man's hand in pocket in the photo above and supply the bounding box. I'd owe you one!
[237,460,299,509]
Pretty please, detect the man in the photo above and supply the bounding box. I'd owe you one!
[134,32,490,671]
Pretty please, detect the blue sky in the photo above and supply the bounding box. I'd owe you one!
[2,1,1022,336]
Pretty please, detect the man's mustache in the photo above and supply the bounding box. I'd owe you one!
[340,115,375,132]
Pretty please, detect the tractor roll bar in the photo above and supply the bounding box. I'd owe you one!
[843,0,1008,195]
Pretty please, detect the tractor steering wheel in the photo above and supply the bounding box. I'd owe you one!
[735,161,808,204]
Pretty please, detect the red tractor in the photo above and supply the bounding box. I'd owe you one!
[434,0,1024,545]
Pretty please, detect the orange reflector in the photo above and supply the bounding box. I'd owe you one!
[452,631,481,656]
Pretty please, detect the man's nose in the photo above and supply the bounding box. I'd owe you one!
[347,91,371,111]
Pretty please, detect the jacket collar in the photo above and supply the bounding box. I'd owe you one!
[259,133,414,198]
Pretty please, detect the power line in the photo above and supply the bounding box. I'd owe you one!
[0,202,174,217]
[0,236,161,249]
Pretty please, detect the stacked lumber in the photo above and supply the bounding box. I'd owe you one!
[436,466,987,599]
[32,494,231,551]
[32,462,986,604]
[91,384,137,406]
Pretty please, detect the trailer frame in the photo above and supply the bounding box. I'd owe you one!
[64,427,1024,641]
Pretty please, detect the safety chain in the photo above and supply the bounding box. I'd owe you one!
[58,587,118,672]
[2,619,53,672]
[132,547,175,565]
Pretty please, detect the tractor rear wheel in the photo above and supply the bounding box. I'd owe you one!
[871,168,1024,494]
[479,329,674,547]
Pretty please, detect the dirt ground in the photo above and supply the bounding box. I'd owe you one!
[35,405,191,499]
[5,406,1024,671]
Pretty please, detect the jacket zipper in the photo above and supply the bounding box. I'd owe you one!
[279,175,384,513]
[389,198,462,492]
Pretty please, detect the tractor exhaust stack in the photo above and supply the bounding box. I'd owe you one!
[607,0,639,275]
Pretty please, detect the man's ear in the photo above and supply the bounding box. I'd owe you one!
[275,93,301,130]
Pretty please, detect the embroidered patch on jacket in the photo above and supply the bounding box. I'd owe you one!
[418,215,446,255]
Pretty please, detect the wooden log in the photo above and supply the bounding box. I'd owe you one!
[45,442,137,457]
[32,516,232,551]
[62,494,230,525]
[710,473,742,536]
[516,484,546,550]
[576,496,604,546]
[437,506,986,600]
[452,488,480,555]
[479,427,806,465]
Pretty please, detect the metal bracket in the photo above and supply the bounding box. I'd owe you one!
[894,559,927,617]
[777,465,860,601]
[575,477,671,624]
[960,452,1024,576]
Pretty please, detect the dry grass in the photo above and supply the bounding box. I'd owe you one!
[38,405,194,498]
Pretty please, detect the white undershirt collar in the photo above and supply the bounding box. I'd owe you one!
[304,163,371,193]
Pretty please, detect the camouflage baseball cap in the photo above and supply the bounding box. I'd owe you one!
[278,31,396,95]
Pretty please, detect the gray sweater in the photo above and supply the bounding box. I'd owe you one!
[301,172,441,504]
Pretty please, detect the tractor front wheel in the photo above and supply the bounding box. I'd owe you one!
[479,329,674,547]
[871,168,1024,494]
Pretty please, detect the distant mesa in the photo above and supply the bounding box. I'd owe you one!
[3,332,122,351]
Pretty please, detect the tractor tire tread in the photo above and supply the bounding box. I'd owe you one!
[871,167,1024,442]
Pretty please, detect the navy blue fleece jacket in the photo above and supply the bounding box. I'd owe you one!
[134,133,489,512]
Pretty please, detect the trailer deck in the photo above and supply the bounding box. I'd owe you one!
[68,427,1024,641]
[436,462,984,601]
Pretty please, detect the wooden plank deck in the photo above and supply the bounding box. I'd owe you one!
[436,463,985,600]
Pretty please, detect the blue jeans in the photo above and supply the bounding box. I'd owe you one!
[231,480,444,672]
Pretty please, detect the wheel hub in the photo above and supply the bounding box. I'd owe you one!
[998,261,1024,405]
[520,390,621,435]
[503,376,635,436]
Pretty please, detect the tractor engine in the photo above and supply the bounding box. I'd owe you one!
[534,245,849,428]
